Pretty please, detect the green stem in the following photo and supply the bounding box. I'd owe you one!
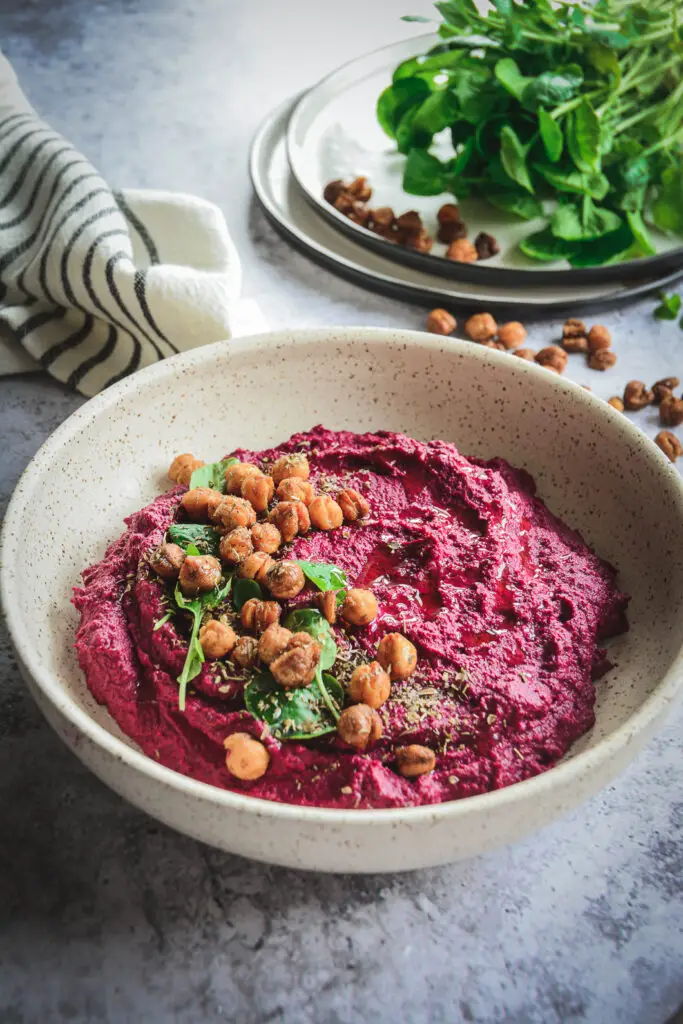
[315,666,340,723]
[641,127,683,157]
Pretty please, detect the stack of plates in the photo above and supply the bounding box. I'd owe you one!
[250,35,683,315]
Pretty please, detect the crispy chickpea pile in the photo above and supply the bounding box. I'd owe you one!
[324,181,500,264]
[161,449,441,783]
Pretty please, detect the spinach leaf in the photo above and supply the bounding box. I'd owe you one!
[487,192,544,220]
[167,523,220,557]
[567,222,635,267]
[625,210,656,256]
[500,126,534,194]
[519,228,578,263]
[567,100,601,174]
[410,90,460,142]
[296,561,348,592]
[244,671,344,741]
[452,68,498,124]
[522,66,583,111]
[189,457,238,493]
[435,0,481,31]
[284,608,337,671]
[654,292,682,320]
[533,163,610,200]
[550,198,622,241]
[538,110,563,163]
[402,148,448,196]
[494,58,530,103]
[377,78,431,141]
[652,167,683,236]
[233,578,263,610]
[173,576,232,710]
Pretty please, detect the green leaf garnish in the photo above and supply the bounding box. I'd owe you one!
[295,561,348,593]
[189,457,239,492]
[244,670,344,740]
[167,523,220,557]
[284,608,337,671]
[654,292,682,321]
[153,611,172,631]
[233,578,263,610]
[173,576,232,710]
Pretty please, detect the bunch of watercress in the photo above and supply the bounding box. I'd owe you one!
[379,0,683,266]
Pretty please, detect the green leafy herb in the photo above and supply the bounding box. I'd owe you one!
[173,577,232,710]
[167,523,221,557]
[654,292,682,320]
[244,671,344,741]
[153,611,172,631]
[233,578,263,610]
[378,0,683,267]
[189,457,239,493]
[538,110,563,163]
[500,126,534,194]
[284,608,337,670]
[295,561,348,593]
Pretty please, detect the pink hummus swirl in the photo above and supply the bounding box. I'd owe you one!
[73,427,629,809]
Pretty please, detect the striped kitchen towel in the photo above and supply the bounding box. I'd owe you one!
[0,51,242,396]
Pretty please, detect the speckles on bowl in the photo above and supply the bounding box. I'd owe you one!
[2,328,683,872]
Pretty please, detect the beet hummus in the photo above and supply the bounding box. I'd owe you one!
[73,427,629,809]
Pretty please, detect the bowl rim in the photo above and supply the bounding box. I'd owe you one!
[3,326,683,825]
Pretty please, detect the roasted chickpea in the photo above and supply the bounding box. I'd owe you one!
[224,732,269,781]
[309,495,344,531]
[257,624,293,664]
[269,500,310,542]
[241,472,274,513]
[265,561,306,599]
[377,632,418,680]
[239,551,276,583]
[270,453,310,486]
[497,322,527,349]
[251,522,282,554]
[607,396,625,412]
[655,430,683,463]
[513,348,536,361]
[211,495,257,532]
[426,308,457,336]
[340,588,378,626]
[446,239,478,263]
[660,393,683,427]
[232,635,259,668]
[276,478,315,506]
[588,349,617,371]
[348,661,391,709]
[199,620,237,659]
[224,462,261,495]
[623,380,654,411]
[219,526,253,566]
[337,704,383,751]
[181,487,223,523]
[337,488,370,522]
[465,312,497,342]
[271,637,321,688]
[240,598,281,632]
[318,590,337,625]
[587,324,611,352]
[178,555,222,597]
[168,453,204,487]
[395,744,436,778]
[149,542,186,581]
[653,377,680,405]
[535,346,567,374]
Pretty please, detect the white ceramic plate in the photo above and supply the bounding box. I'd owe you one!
[287,35,683,286]
[253,97,683,315]
[3,328,683,872]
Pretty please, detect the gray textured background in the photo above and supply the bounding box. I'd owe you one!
[1,2,682,1022]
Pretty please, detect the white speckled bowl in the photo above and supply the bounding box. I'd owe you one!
[3,329,683,872]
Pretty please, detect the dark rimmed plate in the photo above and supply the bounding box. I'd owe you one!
[286,34,683,287]
[251,95,683,316]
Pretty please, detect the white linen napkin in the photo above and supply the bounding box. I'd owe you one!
[0,51,244,396]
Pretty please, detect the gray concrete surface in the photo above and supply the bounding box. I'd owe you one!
[1,1,682,1021]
